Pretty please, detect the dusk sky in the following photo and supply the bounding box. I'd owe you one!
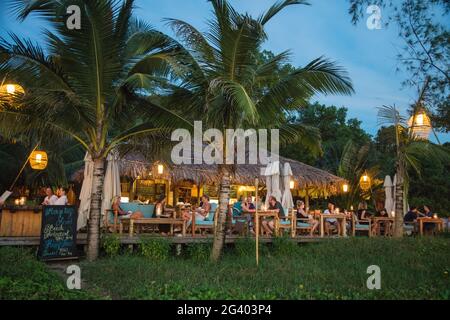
[1,0,448,142]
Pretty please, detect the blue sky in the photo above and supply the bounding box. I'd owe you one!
[0,0,448,142]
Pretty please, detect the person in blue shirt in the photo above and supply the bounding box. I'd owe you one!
[232,196,244,217]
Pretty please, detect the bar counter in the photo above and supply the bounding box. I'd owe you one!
[0,205,43,237]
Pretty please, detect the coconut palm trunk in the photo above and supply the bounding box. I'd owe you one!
[86,157,105,261]
[393,169,404,237]
[211,164,231,261]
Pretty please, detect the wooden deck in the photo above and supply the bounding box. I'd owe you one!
[0,233,327,246]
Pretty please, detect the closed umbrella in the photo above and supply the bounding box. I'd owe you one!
[264,162,272,208]
[101,150,121,220]
[281,162,294,210]
[383,175,394,215]
[77,152,93,230]
[271,160,282,203]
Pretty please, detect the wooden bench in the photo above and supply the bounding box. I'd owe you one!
[119,218,186,237]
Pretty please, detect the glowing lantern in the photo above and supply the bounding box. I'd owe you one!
[342,184,349,193]
[0,83,25,96]
[289,180,295,189]
[408,110,431,140]
[157,164,164,175]
[359,173,371,191]
[29,150,48,170]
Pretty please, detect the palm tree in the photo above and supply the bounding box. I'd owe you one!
[0,0,189,260]
[377,104,449,237]
[163,0,354,260]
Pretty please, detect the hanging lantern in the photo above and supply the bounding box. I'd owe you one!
[359,173,371,191]
[342,184,349,193]
[408,110,432,140]
[289,180,295,189]
[29,150,48,170]
[0,83,25,96]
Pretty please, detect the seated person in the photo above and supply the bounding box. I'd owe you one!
[232,196,244,217]
[296,200,319,236]
[374,208,390,235]
[323,202,340,235]
[183,195,211,223]
[154,195,171,235]
[242,196,256,234]
[422,205,436,233]
[112,196,143,219]
[404,207,419,223]
[261,196,284,236]
[42,187,58,205]
[132,195,145,204]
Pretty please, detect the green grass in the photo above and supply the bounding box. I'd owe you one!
[1,237,449,300]
[0,247,102,300]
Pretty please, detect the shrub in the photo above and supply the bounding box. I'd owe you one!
[186,243,211,261]
[271,235,300,256]
[101,234,121,257]
[138,236,170,261]
[234,237,255,256]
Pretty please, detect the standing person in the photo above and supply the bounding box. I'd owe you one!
[261,196,284,236]
[42,187,58,205]
[296,200,319,236]
[54,187,68,205]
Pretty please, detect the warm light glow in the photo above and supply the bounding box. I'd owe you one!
[14,199,20,205]
[362,175,368,182]
[157,164,164,174]
[6,84,15,94]
[0,83,25,96]
[120,197,129,203]
[343,184,349,193]
[35,153,42,164]
[289,180,295,189]
[391,211,395,217]
[29,150,48,170]
[415,114,424,126]
[359,173,371,191]
[19,197,26,205]
[350,205,354,211]
[433,214,438,219]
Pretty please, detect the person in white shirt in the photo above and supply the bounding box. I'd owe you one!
[323,202,341,235]
[42,187,58,205]
[54,187,68,205]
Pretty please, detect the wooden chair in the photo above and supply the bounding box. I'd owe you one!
[279,208,296,237]
[192,207,218,236]
[352,213,371,237]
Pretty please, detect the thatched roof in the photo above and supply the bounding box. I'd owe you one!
[72,151,347,196]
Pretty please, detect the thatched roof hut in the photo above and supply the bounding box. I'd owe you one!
[73,151,347,196]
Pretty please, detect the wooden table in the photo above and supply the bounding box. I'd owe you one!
[119,218,186,237]
[252,210,279,237]
[372,217,395,236]
[417,217,443,236]
[320,214,347,237]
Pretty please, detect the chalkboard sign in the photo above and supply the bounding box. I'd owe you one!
[38,205,78,260]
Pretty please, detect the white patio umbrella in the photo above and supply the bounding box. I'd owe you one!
[383,175,394,215]
[271,160,282,203]
[101,150,121,219]
[264,162,273,208]
[77,152,93,230]
[281,162,294,210]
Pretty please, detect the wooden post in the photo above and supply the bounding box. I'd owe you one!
[305,190,310,210]
[255,178,259,267]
